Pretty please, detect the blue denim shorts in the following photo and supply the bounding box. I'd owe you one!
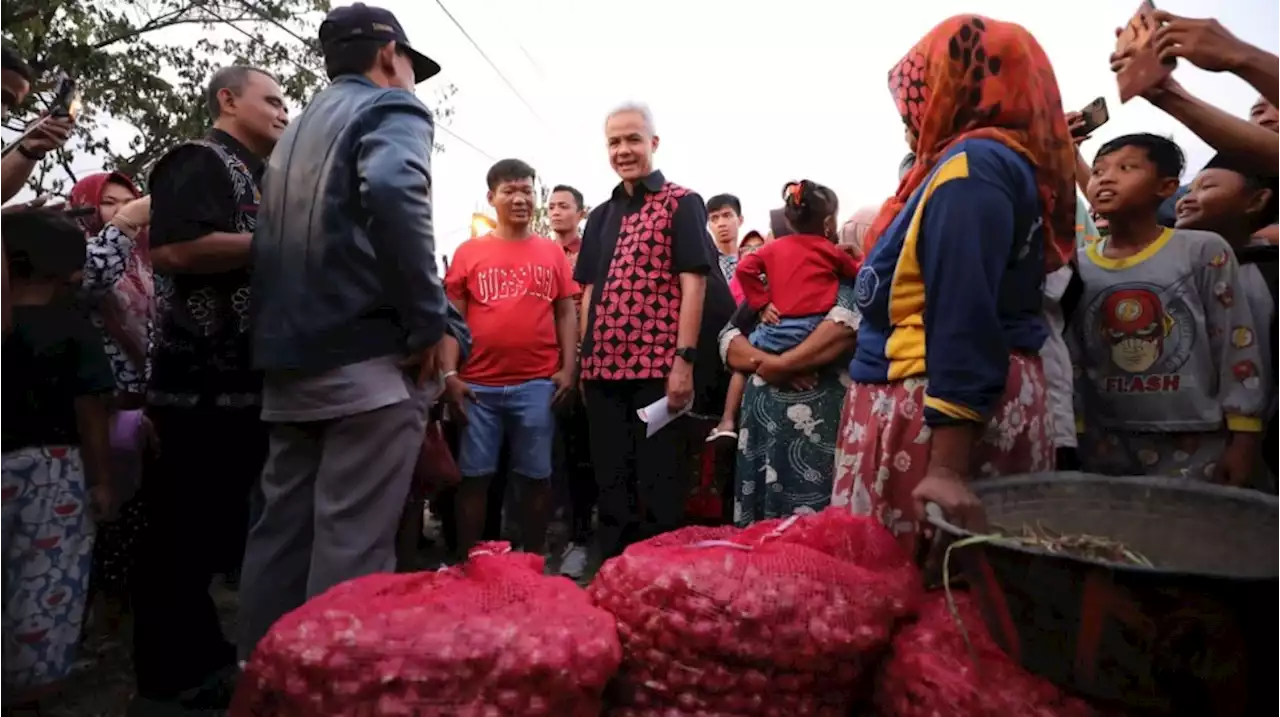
[457,378,557,480]
[748,314,825,354]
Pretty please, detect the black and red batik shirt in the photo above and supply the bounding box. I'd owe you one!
[572,171,721,381]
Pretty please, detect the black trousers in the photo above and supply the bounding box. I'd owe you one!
[554,398,597,542]
[130,405,267,698]
[583,379,687,559]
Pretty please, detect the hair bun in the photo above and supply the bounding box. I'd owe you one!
[783,180,808,207]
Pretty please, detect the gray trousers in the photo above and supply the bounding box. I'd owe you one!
[236,387,434,660]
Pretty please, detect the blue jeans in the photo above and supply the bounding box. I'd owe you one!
[458,379,557,480]
[748,314,825,353]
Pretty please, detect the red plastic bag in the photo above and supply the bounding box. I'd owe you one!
[232,543,622,717]
[874,591,1100,717]
[589,509,921,716]
[684,436,724,522]
[411,419,460,502]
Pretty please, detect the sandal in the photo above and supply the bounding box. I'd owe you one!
[705,428,738,443]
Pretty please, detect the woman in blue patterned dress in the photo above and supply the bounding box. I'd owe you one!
[719,280,859,525]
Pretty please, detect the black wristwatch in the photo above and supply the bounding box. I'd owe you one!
[16,143,44,161]
[675,346,698,365]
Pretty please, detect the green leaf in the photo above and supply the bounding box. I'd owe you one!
[4,0,455,196]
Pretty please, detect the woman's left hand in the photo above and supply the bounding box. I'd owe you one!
[752,354,789,385]
[912,468,986,531]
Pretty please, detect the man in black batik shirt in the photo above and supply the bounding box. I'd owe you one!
[129,65,288,711]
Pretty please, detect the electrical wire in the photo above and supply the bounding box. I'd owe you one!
[215,1,499,161]
[430,0,556,134]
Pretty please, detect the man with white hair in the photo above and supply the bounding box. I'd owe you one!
[572,102,733,558]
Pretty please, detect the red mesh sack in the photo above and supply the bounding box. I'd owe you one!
[231,543,622,717]
[589,509,921,716]
[874,591,1100,717]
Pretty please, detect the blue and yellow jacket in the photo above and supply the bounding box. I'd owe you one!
[849,138,1049,426]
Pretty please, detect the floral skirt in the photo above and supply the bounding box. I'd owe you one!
[831,354,1054,555]
[2,446,96,692]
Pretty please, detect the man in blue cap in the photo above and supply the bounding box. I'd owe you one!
[237,2,472,661]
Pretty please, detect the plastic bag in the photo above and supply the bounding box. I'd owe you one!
[590,509,920,716]
[874,591,1100,717]
[411,418,460,502]
[232,543,622,717]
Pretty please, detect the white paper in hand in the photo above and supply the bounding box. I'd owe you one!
[636,396,691,438]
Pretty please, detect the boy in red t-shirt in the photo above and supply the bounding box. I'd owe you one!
[709,180,857,441]
[443,159,579,557]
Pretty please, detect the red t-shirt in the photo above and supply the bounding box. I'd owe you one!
[736,234,861,316]
[445,234,577,386]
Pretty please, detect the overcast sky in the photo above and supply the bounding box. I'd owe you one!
[8,0,1278,262]
[403,0,1277,259]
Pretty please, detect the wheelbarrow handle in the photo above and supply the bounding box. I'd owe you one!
[914,501,948,571]
[924,501,945,524]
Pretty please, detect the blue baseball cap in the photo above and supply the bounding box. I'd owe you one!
[319,3,441,84]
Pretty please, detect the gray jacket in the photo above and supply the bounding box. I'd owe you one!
[251,74,458,373]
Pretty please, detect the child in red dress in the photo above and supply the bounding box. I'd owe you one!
[709,180,860,441]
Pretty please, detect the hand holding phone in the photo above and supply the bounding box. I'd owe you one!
[1113,0,1176,103]
[1069,97,1110,139]
[49,73,81,119]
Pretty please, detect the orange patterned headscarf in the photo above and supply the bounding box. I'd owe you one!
[865,15,1076,273]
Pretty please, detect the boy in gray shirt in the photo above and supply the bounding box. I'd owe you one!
[1174,153,1278,488]
[1072,135,1267,484]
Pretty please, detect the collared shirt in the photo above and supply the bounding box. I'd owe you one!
[573,170,716,381]
[559,234,585,312]
[718,252,739,283]
[148,128,265,408]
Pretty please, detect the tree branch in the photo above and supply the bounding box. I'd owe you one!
[92,10,260,49]
[58,150,80,188]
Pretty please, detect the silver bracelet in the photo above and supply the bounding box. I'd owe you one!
[441,369,458,379]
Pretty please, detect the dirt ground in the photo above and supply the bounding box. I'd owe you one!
[34,581,239,717]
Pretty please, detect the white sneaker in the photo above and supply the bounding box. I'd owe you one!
[559,542,588,579]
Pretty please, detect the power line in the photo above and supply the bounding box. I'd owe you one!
[235,0,314,48]
[430,0,555,134]
[209,2,498,162]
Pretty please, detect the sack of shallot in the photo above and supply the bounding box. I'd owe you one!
[874,591,1101,717]
[589,509,921,716]
[231,543,622,717]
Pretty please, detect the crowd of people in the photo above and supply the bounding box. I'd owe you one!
[1,1,1276,714]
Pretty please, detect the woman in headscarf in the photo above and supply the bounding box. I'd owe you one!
[831,15,1075,551]
[68,171,154,636]
[838,206,880,262]
[69,171,153,402]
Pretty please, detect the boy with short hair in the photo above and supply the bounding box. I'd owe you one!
[1072,134,1267,484]
[706,193,744,281]
[1175,153,1278,485]
[545,182,594,577]
[444,159,578,558]
[3,208,116,695]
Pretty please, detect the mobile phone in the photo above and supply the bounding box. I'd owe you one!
[1072,97,1109,138]
[48,73,80,119]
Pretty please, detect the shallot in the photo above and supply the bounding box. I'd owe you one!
[590,509,921,716]
[231,542,622,717]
